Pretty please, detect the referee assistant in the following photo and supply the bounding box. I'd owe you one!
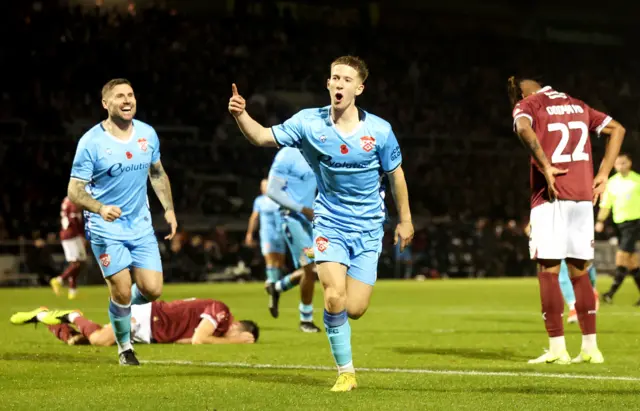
[596,153,640,305]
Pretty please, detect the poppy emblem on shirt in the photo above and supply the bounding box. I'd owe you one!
[340,144,349,154]
[137,138,148,152]
[99,253,111,267]
[126,151,133,160]
[360,136,376,152]
[315,236,329,252]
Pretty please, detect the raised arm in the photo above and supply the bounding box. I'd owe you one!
[228,84,277,147]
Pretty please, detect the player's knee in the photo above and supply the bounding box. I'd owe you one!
[144,285,162,301]
[324,287,346,312]
[347,306,367,320]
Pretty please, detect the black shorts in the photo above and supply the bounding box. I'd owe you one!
[618,219,640,253]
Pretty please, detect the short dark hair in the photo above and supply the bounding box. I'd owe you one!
[331,56,369,83]
[507,74,543,107]
[618,152,632,161]
[239,320,260,342]
[102,78,132,99]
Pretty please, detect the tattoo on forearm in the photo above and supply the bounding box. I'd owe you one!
[149,162,174,211]
[68,179,102,213]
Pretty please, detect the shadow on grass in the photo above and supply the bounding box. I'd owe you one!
[0,351,113,364]
[392,347,530,361]
[363,385,640,395]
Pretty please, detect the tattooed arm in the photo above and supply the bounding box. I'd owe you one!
[149,161,175,212]
[67,179,121,222]
[149,161,178,239]
[514,117,567,200]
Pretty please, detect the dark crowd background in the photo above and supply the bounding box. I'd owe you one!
[0,0,637,283]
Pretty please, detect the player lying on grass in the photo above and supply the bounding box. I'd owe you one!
[10,298,258,346]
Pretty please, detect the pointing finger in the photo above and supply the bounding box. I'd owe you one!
[232,83,238,96]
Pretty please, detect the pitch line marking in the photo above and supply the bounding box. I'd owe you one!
[143,360,640,382]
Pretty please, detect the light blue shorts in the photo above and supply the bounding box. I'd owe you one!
[259,230,286,256]
[313,221,383,286]
[283,212,314,269]
[90,232,162,277]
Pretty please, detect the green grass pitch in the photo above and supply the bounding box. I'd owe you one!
[1,277,640,410]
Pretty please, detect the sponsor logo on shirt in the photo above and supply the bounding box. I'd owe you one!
[317,155,367,169]
[107,162,151,177]
[390,146,401,161]
[99,253,111,267]
[137,138,148,152]
[315,236,329,252]
[360,136,376,152]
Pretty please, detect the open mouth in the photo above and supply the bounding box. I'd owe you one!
[120,106,133,114]
[334,93,343,103]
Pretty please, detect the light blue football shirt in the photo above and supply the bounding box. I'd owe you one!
[271,106,402,232]
[70,120,160,241]
[268,147,317,213]
[252,195,282,239]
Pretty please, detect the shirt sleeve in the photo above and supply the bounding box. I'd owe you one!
[599,182,613,209]
[70,136,95,182]
[378,128,402,173]
[586,106,612,136]
[252,197,260,213]
[151,128,161,164]
[271,111,305,148]
[512,100,534,131]
[201,301,232,336]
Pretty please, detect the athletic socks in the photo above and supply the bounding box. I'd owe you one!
[630,268,640,292]
[607,266,628,296]
[323,310,354,374]
[108,299,132,353]
[558,263,576,307]
[266,266,282,284]
[275,275,294,292]
[72,316,102,339]
[131,284,150,306]
[571,274,597,336]
[299,303,313,322]
[537,272,565,339]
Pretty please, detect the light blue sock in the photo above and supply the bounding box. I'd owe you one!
[266,266,282,283]
[299,302,313,322]
[131,284,150,306]
[108,299,132,353]
[323,310,353,371]
[588,264,597,287]
[276,275,294,292]
[559,261,576,306]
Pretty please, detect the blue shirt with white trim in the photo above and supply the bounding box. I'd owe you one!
[271,106,402,232]
[70,119,160,241]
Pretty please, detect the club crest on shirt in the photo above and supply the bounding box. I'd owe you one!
[99,253,111,267]
[315,236,329,252]
[360,136,376,152]
[137,138,148,152]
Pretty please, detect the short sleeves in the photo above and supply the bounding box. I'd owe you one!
[512,99,534,131]
[70,137,95,182]
[151,129,161,163]
[599,184,613,209]
[378,129,402,173]
[201,301,232,336]
[586,106,612,136]
[252,197,261,213]
[271,111,306,148]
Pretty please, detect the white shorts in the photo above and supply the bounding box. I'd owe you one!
[61,237,87,262]
[529,200,594,261]
[131,303,152,344]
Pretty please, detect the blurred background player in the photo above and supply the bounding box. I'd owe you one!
[266,147,320,333]
[244,179,287,313]
[10,298,258,345]
[67,78,178,365]
[510,75,625,364]
[596,153,640,305]
[229,56,414,391]
[50,197,87,300]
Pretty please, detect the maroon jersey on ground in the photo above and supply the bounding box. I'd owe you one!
[60,197,84,240]
[150,299,233,343]
[512,86,611,208]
